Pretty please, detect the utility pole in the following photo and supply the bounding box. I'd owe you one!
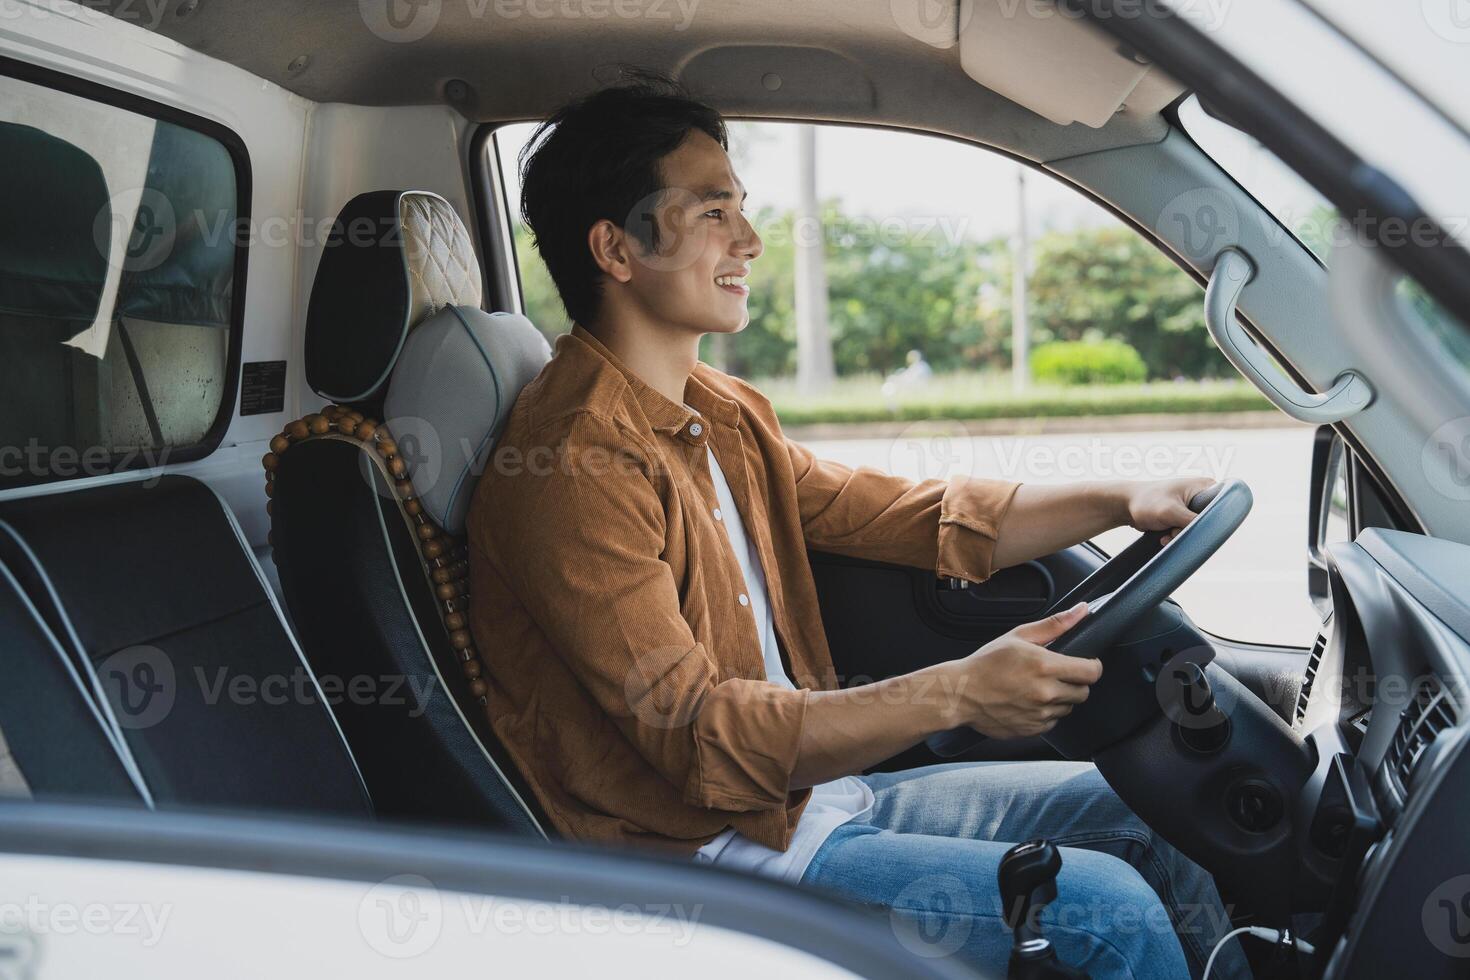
[795,124,834,394]
[1011,164,1030,392]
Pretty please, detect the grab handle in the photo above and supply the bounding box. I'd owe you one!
[1205,248,1373,424]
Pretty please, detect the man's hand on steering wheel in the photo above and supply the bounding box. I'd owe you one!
[1123,476,1217,546]
[939,602,1102,739]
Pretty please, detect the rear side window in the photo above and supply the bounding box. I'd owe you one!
[0,70,244,486]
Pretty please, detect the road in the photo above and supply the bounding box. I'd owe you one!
[802,423,1323,645]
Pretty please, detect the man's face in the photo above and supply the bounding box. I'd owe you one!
[622,129,763,336]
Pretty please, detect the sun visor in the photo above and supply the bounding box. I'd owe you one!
[956,0,1155,128]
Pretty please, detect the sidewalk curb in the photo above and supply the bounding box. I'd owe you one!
[780,410,1304,441]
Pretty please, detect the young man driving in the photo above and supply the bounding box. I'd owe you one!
[467,75,1249,980]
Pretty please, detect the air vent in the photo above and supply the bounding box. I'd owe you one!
[1386,675,1459,797]
[1294,617,1331,727]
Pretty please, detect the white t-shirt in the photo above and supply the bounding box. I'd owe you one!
[691,443,873,882]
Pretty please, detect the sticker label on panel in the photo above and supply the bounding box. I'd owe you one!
[240,360,287,416]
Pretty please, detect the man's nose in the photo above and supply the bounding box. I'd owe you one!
[733,211,763,261]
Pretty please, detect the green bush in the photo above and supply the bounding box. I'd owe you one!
[1031,340,1147,385]
[770,383,1270,425]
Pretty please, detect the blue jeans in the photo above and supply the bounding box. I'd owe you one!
[800,761,1251,980]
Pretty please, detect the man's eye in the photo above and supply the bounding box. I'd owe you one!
[705,209,724,220]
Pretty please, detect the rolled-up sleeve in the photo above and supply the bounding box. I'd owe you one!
[785,437,1022,584]
[482,412,807,813]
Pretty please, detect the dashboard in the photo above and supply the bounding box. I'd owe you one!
[1293,528,1470,978]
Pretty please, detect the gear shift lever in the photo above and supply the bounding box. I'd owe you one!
[999,840,1090,979]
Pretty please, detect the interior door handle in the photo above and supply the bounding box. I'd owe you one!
[1205,248,1373,424]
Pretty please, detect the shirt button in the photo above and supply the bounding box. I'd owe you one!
[738,593,749,607]
[713,507,723,521]
[688,422,703,437]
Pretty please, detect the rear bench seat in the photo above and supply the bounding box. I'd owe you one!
[0,476,371,815]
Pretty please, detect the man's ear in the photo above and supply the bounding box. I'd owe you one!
[587,219,634,284]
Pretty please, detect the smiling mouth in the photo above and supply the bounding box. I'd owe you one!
[715,274,749,295]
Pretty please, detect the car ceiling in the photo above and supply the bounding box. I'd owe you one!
[92,0,1182,163]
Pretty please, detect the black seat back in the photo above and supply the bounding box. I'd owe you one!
[268,189,550,835]
[0,562,145,804]
[0,476,370,817]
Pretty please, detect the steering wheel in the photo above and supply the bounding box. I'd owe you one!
[927,479,1254,760]
[925,478,1320,920]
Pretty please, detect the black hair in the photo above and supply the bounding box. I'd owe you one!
[518,69,727,326]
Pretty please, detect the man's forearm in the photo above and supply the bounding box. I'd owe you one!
[790,662,962,789]
[991,480,1131,570]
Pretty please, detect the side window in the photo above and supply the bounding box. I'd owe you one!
[0,72,241,486]
[491,120,1318,644]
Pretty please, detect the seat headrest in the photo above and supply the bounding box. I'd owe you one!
[383,307,551,536]
[305,190,482,410]
[0,122,110,322]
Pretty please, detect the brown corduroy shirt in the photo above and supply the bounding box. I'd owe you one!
[467,323,1021,855]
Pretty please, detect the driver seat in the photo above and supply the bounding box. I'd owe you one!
[265,189,552,835]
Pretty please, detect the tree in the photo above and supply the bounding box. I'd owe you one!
[1026,227,1228,379]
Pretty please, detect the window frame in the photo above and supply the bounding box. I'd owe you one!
[0,54,252,489]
